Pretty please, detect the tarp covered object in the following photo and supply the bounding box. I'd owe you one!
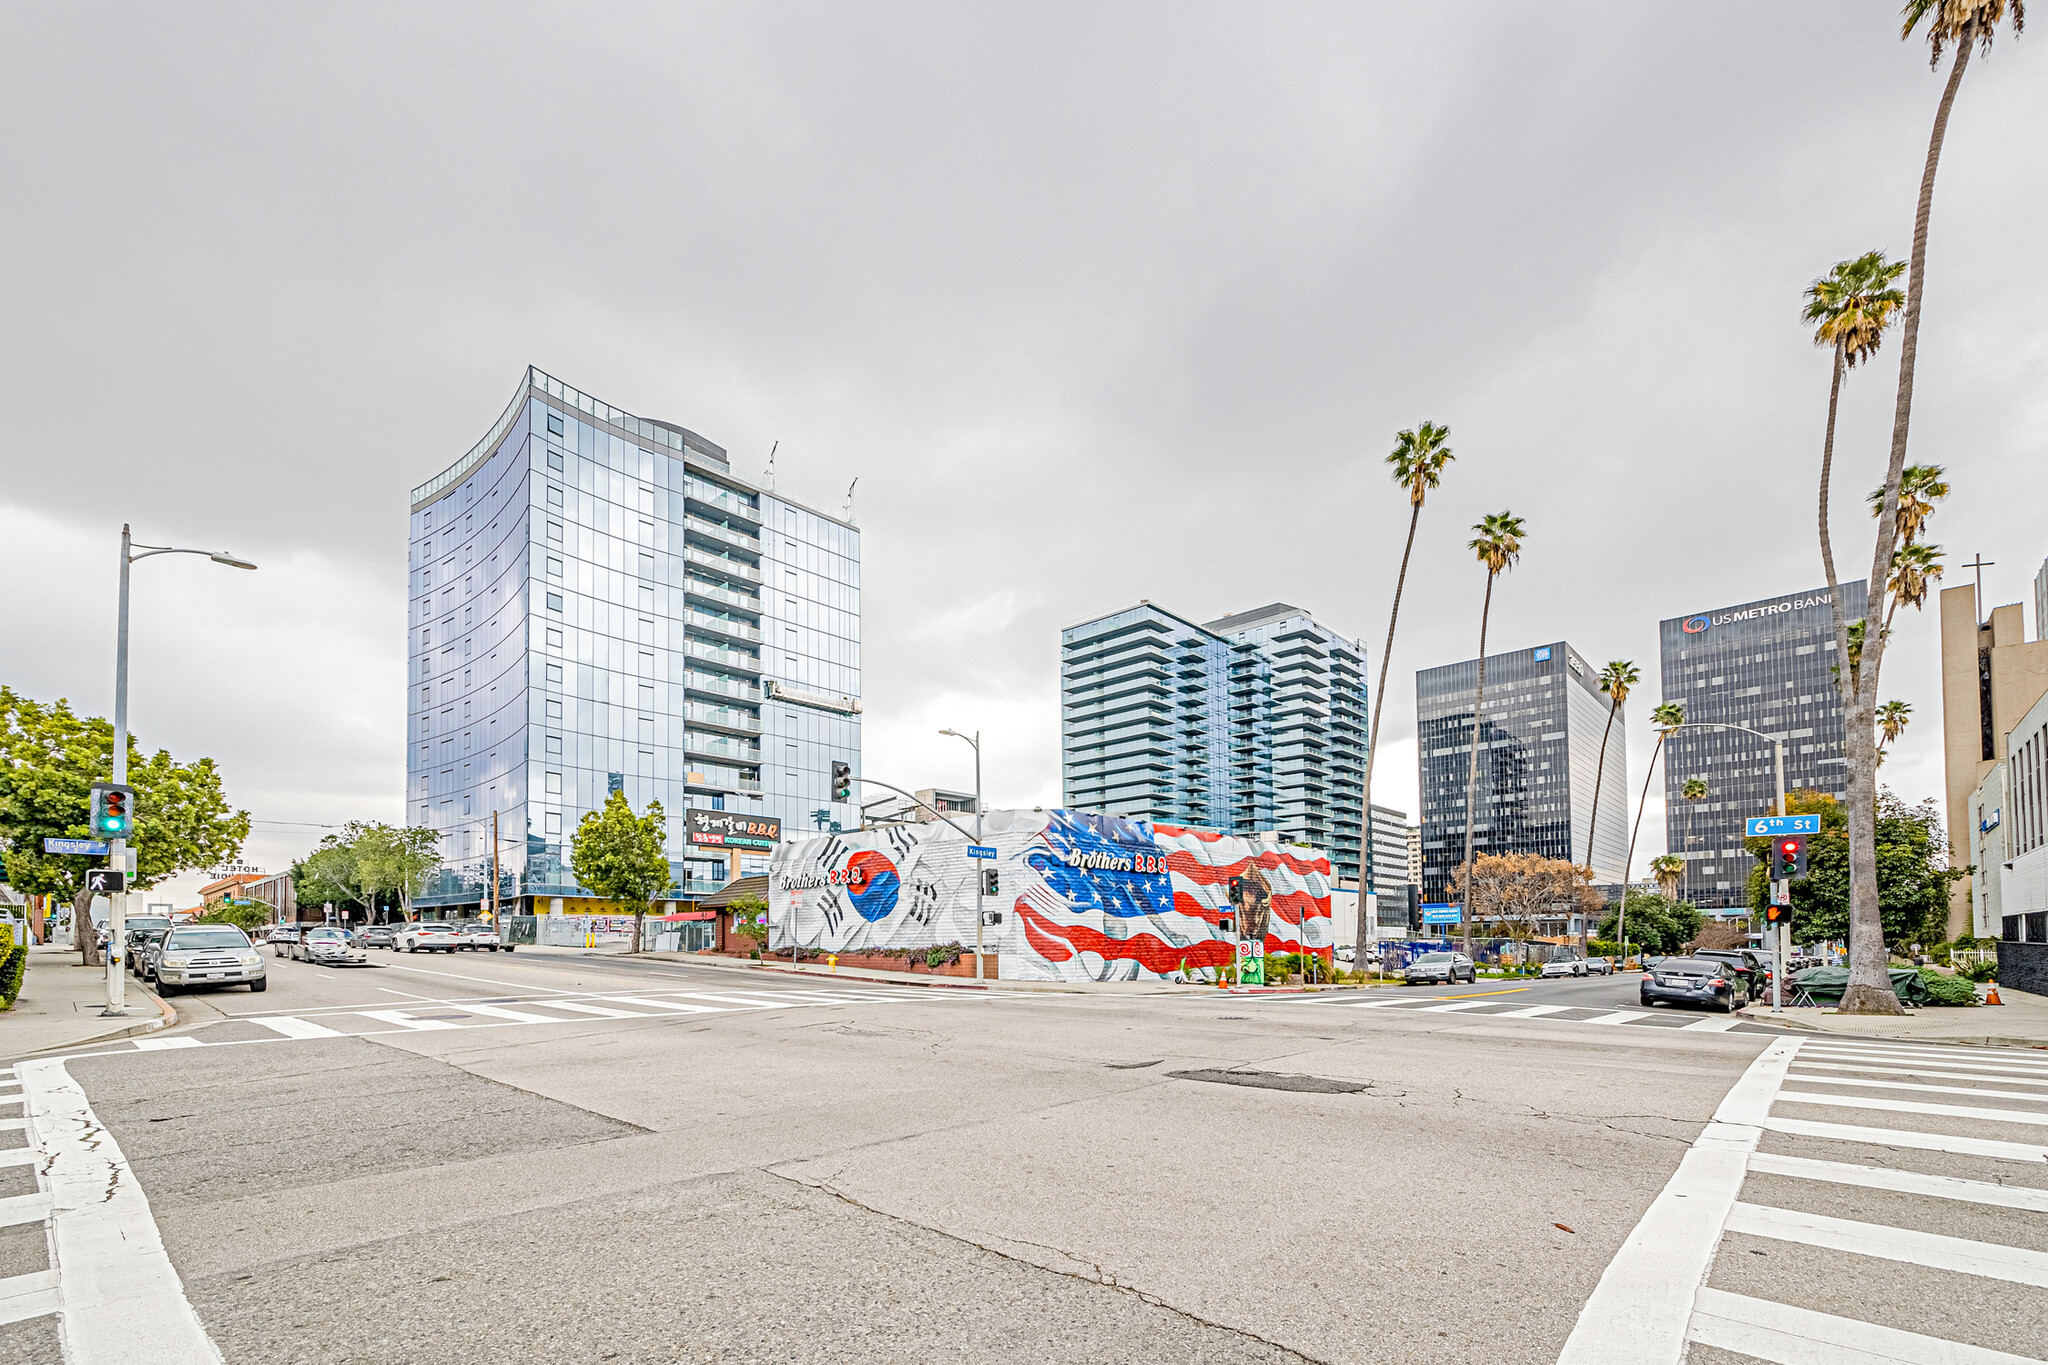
[1788,965,1930,1006]
[768,808,1332,983]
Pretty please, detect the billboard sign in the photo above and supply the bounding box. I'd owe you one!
[685,809,783,851]
[1421,903,1461,926]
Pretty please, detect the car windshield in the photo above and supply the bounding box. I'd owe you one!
[417,923,454,933]
[1658,959,1716,973]
[127,918,173,931]
[307,929,347,941]
[166,928,250,950]
[1414,953,1451,964]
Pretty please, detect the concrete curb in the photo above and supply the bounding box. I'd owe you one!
[1736,1006,2048,1052]
[3,982,175,1064]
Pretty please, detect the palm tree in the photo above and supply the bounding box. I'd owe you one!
[1868,463,1950,548]
[1456,510,1526,953]
[1876,699,1913,766]
[1360,422,1454,912]
[1834,0,2022,1016]
[1649,854,1685,902]
[1680,777,1708,901]
[1583,660,1640,876]
[1805,250,1906,599]
[1885,542,1945,634]
[1616,701,1684,958]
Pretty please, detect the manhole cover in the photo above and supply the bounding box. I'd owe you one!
[1169,1068,1367,1094]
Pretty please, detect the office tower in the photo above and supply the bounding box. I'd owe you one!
[1060,601,1367,884]
[407,367,860,914]
[1416,642,1627,914]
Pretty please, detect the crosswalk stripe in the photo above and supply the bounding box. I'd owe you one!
[592,996,726,1014]
[0,1193,51,1230]
[455,1002,564,1024]
[658,991,815,1009]
[355,1009,463,1031]
[1415,1000,1500,1013]
[0,1270,60,1328]
[1489,1004,1575,1018]
[1793,1060,2048,1088]
[1724,1200,2048,1288]
[1761,1116,2048,1163]
[1686,1287,2042,1365]
[131,1037,202,1051]
[1785,1072,2048,1103]
[1777,1089,2048,1127]
[1680,1016,1742,1032]
[250,1016,344,1039]
[1747,1150,2048,1213]
[1801,1043,2048,1073]
[1801,1038,2048,1062]
[1581,1010,1655,1025]
[535,1000,655,1019]
[0,1119,26,1134]
[0,1149,37,1169]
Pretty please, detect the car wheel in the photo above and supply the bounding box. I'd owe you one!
[250,979,266,993]
[1641,997,1655,1008]
[158,982,178,996]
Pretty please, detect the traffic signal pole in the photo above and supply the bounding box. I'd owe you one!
[102,526,134,1015]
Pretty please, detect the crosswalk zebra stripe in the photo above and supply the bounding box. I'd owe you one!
[1489,1004,1575,1018]
[132,1037,202,1051]
[1679,1016,1741,1032]
[0,1193,51,1230]
[1746,1151,2048,1213]
[591,996,726,1014]
[535,1000,655,1019]
[1776,1089,2048,1127]
[1724,1200,2048,1288]
[355,1009,463,1031]
[1791,1059,2048,1088]
[0,1271,60,1328]
[1686,1287,2041,1365]
[1799,1043,2048,1073]
[454,1002,564,1024]
[250,1017,344,1039]
[1760,1115,2048,1163]
[1784,1072,2048,1103]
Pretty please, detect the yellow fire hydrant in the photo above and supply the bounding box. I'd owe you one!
[827,954,838,973]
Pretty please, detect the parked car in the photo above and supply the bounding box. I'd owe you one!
[292,926,368,966]
[154,925,267,995]
[1693,948,1770,998]
[397,921,462,954]
[268,923,307,957]
[1404,951,1476,985]
[1640,956,1750,1013]
[1583,957,1614,976]
[454,921,510,952]
[1539,957,1588,979]
[356,924,399,949]
[127,921,174,977]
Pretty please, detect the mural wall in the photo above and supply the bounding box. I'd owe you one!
[768,809,1333,982]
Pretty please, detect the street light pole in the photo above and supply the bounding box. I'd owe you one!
[939,729,984,980]
[100,525,257,1016]
[1667,719,1787,1014]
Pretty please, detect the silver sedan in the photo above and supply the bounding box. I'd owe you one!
[292,927,368,966]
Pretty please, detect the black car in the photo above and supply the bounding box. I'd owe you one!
[1641,957,1752,1013]
[1693,948,1770,998]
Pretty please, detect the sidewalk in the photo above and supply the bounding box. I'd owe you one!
[636,951,1383,995]
[1741,984,2048,1051]
[1,943,174,1061]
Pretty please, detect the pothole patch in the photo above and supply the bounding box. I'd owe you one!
[1168,1068,1368,1094]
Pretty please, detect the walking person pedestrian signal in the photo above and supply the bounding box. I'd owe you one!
[89,783,135,838]
[830,761,851,802]
[1773,837,1807,880]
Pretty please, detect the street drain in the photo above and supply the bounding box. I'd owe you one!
[1169,1069,1368,1094]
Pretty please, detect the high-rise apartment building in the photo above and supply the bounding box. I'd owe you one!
[1369,803,1414,937]
[1416,642,1627,908]
[407,367,860,914]
[1658,584,1864,911]
[1060,601,1367,884]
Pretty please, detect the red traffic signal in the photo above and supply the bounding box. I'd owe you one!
[1773,836,1807,880]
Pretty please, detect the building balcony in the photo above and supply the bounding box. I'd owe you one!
[683,545,763,585]
[683,478,763,530]
[686,610,762,645]
[683,577,761,613]
[684,514,762,555]
[684,672,761,704]
[683,639,762,674]
[683,702,761,735]
[684,733,762,764]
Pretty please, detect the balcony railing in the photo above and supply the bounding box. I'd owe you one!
[683,639,762,673]
[684,672,761,704]
[682,577,760,612]
[686,610,762,645]
[683,477,763,528]
[683,545,762,585]
[685,733,762,764]
[683,703,762,734]
[685,514,763,555]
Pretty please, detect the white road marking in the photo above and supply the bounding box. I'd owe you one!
[1746,1150,2048,1213]
[453,1002,563,1024]
[0,1192,53,1229]
[535,1000,658,1019]
[595,995,726,1014]
[1760,1116,2048,1163]
[1776,1089,2048,1127]
[659,991,815,1010]
[249,1017,345,1039]
[1489,1004,1575,1018]
[375,986,439,1001]
[1800,1044,2048,1074]
[132,1037,202,1051]
[380,961,586,993]
[1792,1060,2048,1089]
[1686,1287,2043,1365]
[15,1059,224,1361]
[1581,1010,1655,1025]
[1680,1016,1742,1032]
[1785,1071,2048,1103]
[0,1271,60,1327]
[1415,1000,1501,1013]
[0,1118,25,1134]
[1553,1037,1802,1365]
[1724,1200,2048,1288]
[354,1009,463,1032]
[0,1148,39,1168]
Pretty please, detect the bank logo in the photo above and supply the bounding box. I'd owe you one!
[1681,615,1712,634]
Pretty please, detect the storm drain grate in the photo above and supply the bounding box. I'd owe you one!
[1169,1069,1368,1094]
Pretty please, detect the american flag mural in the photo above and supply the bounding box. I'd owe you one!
[769,809,1332,982]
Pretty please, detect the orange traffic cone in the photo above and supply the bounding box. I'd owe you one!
[1986,983,2003,1006]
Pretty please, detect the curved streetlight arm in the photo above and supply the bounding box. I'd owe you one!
[847,777,978,843]
[1667,720,1787,817]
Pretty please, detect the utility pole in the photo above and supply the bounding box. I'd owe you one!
[940,730,985,980]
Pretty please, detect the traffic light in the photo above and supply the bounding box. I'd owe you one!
[1227,876,1243,905]
[980,868,999,897]
[830,761,852,802]
[89,783,135,838]
[1764,902,1793,929]
[1773,837,1807,880]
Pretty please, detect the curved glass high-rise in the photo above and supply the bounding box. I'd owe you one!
[407,367,861,913]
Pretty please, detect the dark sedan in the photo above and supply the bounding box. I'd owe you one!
[1693,948,1770,999]
[356,925,399,949]
[1640,957,1751,1013]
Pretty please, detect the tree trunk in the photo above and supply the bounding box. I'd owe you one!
[1840,28,1972,1015]
[74,885,101,967]
[1617,734,1669,959]
[1459,572,1497,954]
[1584,699,1619,874]
[1360,501,1423,926]
[630,911,644,954]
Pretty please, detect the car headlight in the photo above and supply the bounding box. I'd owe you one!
[240,952,262,966]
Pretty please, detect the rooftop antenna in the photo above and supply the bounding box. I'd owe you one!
[844,476,859,522]
[765,440,778,493]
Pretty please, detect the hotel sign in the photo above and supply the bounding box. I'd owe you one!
[684,809,783,852]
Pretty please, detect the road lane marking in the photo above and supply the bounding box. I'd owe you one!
[354,1009,463,1031]
[1423,987,1532,1000]
[132,1037,202,1051]
[0,1271,60,1327]
[1776,1090,2048,1127]
[1746,1151,2048,1213]
[249,1017,345,1039]
[0,1193,52,1229]
[1581,1010,1655,1025]
[1792,1060,2048,1088]
[1490,1004,1575,1018]
[1680,1016,1742,1032]
[1799,1044,2048,1074]
[1686,1287,2042,1365]
[1784,1072,2048,1103]
[533,1000,656,1019]
[1724,1200,2048,1288]
[15,1058,225,1361]
[594,996,726,1014]
[453,1002,563,1024]
[1414,1000,1501,1013]
[1760,1116,2048,1163]
[1554,1037,1802,1365]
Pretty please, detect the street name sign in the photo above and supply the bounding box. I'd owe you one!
[44,838,109,856]
[1746,815,1821,837]
[967,845,997,860]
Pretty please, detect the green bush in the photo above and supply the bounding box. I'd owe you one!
[0,924,13,953]
[0,946,26,1010]
[1959,959,1999,984]
[1918,969,1979,1006]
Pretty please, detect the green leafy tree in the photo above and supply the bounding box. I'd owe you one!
[1456,510,1526,953]
[302,825,379,920]
[0,688,249,966]
[568,791,673,953]
[1598,890,1704,956]
[1744,789,1964,949]
[727,892,769,951]
[197,899,269,933]
[361,824,444,920]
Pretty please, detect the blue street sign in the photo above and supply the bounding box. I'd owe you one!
[44,838,110,856]
[1421,903,1461,926]
[967,845,997,860]
[1745,815,1821,838]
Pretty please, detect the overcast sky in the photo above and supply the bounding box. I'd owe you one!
[4,3,2044,906]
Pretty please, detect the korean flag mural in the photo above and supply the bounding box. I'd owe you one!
[769,809,1332,982]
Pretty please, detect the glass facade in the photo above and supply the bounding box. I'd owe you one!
[1059,602,1367,884]
[407,367,860,911]
[1416,642,1628,903]
[1658,582,1864,910]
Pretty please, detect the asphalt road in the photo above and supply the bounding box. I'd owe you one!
[4,953,2042,1364]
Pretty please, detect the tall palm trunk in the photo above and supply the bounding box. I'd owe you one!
[1583,699,1620,874]
[1360,501,1423,935]
[1615,733,1668,959]
[1839,26,1974,1015]
[1458,573,1497,954]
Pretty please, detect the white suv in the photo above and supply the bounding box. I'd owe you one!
[155,925,267,995]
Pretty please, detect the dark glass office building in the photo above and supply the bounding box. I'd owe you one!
[1416,642,1628,907]
[1658,581,1866,911]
